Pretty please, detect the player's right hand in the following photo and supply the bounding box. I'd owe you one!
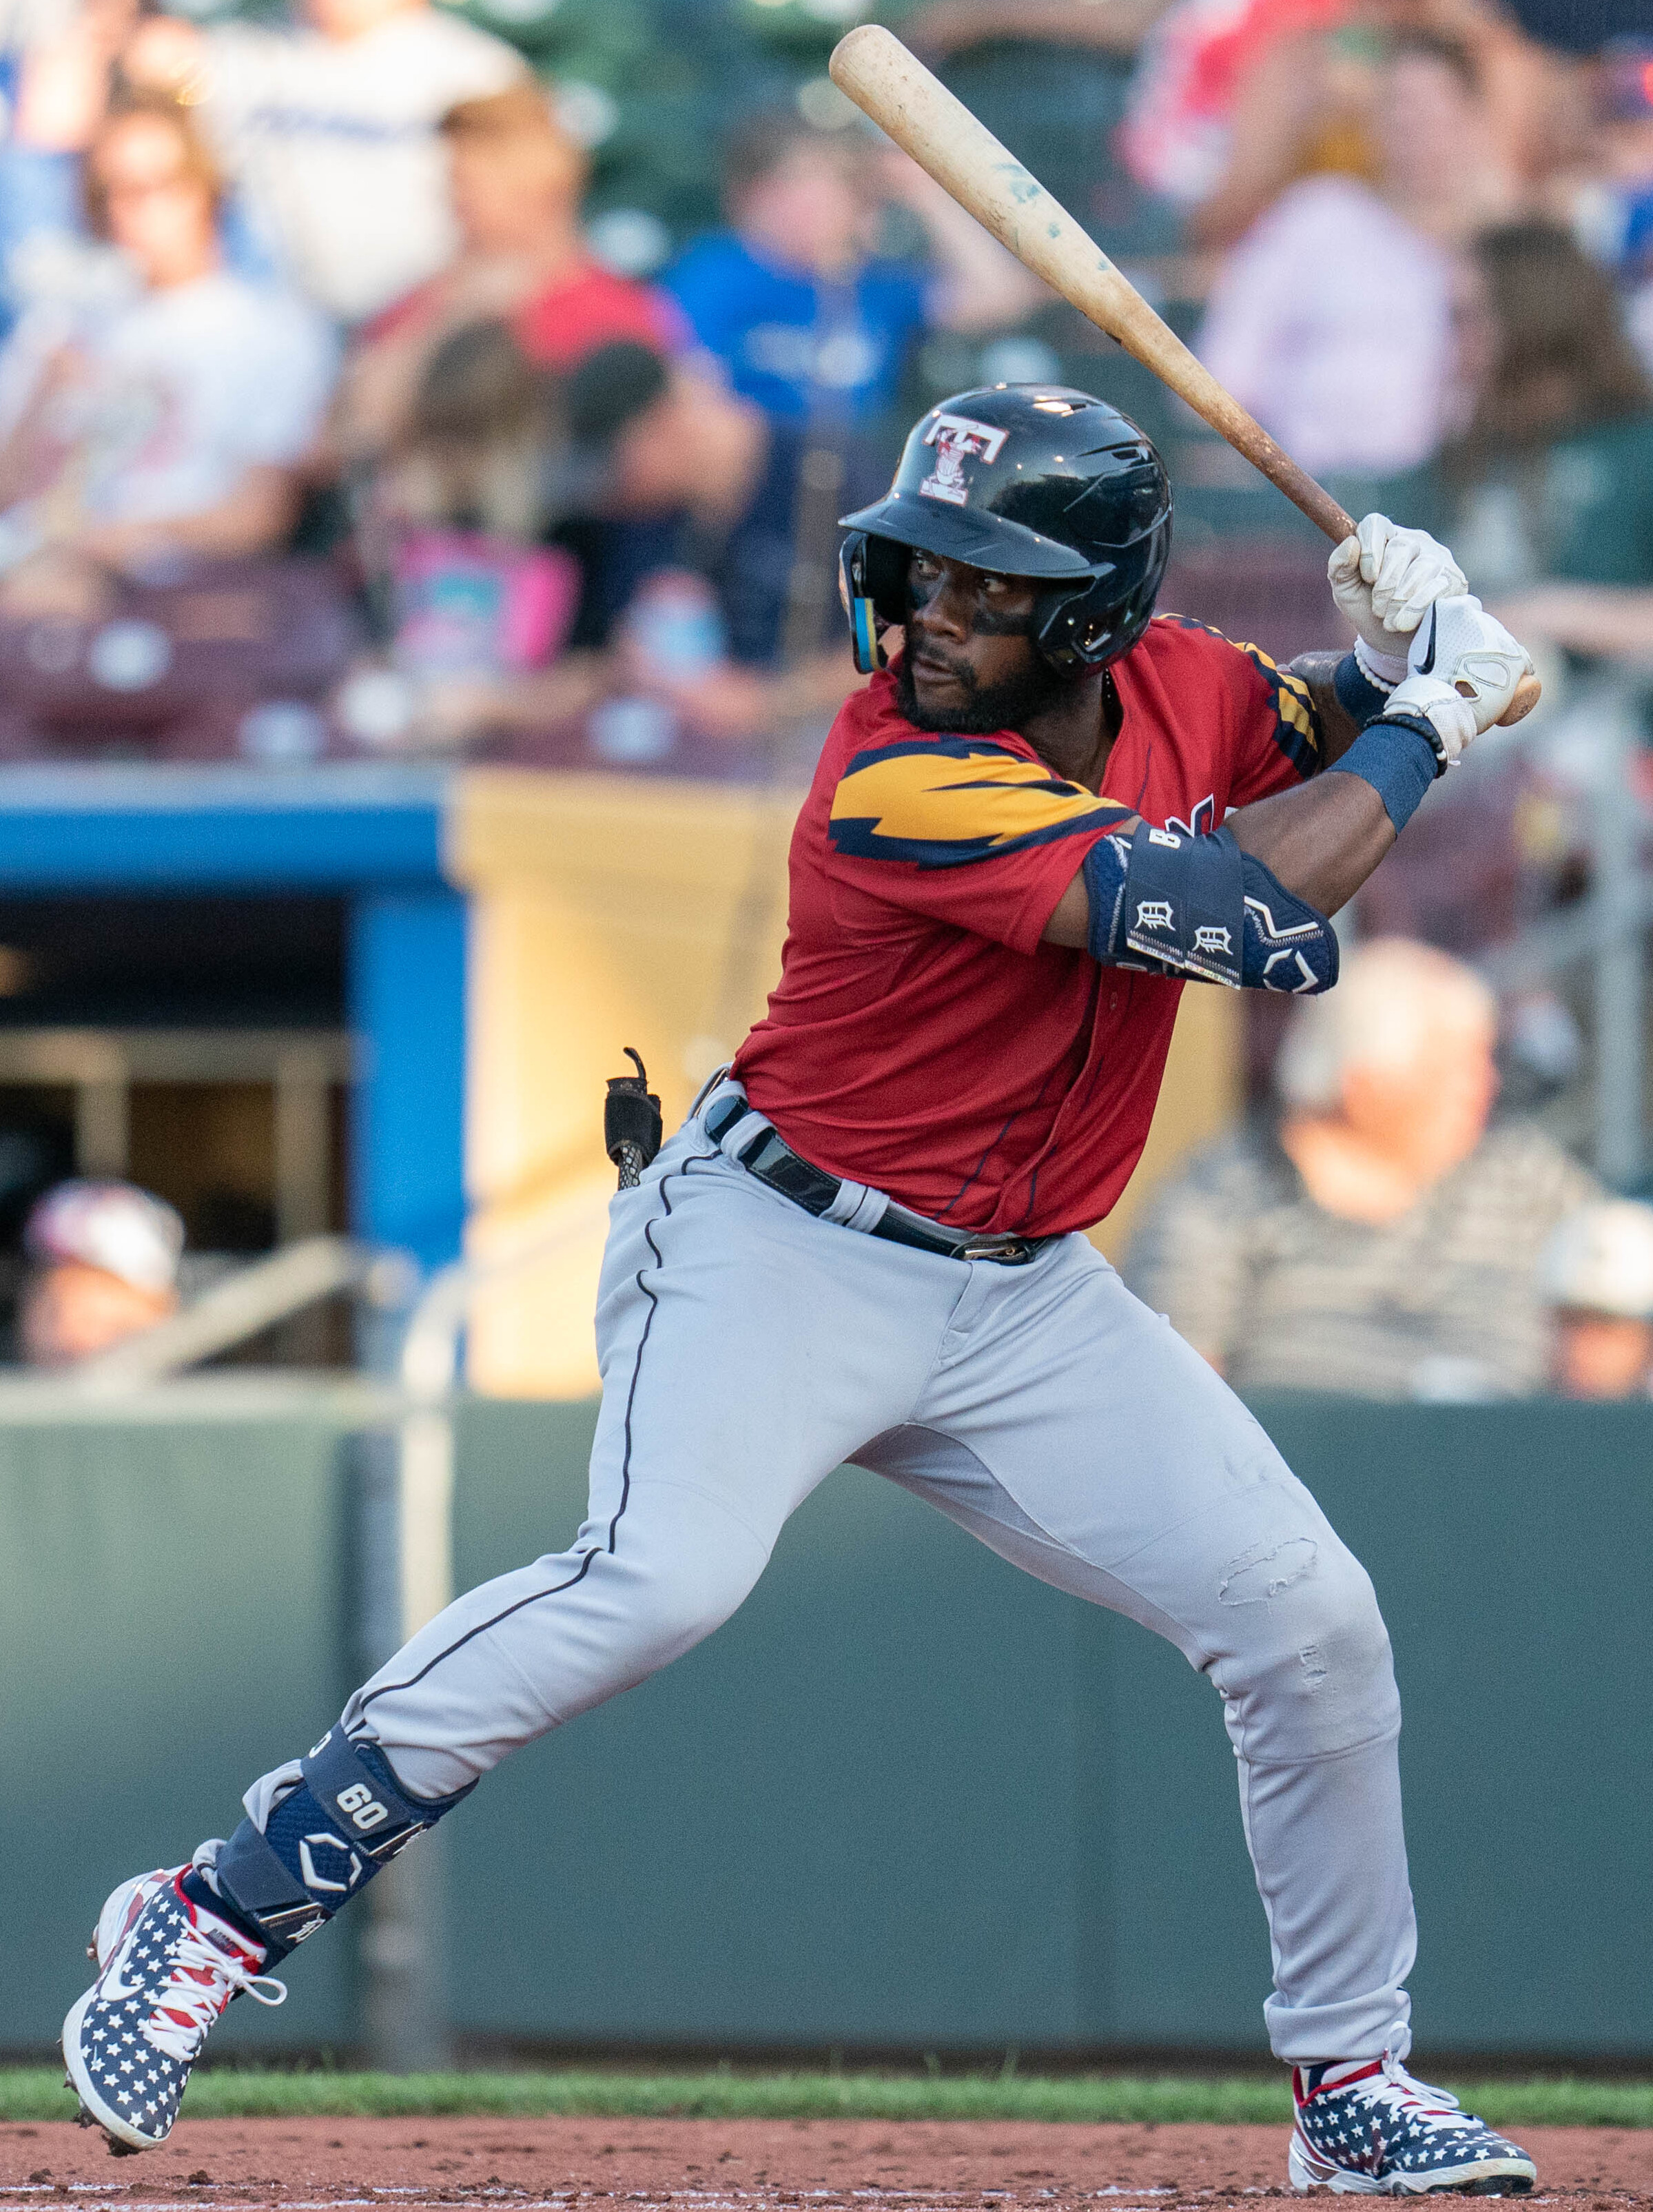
[1328,514,1467,674]
[1383,594,1535,768]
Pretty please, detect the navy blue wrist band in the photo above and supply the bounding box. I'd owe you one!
[1326,715,1439,833]
[1333,649,1395,728]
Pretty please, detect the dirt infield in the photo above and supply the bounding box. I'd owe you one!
[0,2118,1647,2212]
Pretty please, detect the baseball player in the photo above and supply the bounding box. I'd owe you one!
[65,386,1538,2194]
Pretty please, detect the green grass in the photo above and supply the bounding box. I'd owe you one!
[1,2067,1651,2129]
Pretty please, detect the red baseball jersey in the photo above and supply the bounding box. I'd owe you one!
[732,615,1322,1238]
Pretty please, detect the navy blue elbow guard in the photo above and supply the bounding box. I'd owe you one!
[1082,821,1338,995]
[209,1726,473,1957]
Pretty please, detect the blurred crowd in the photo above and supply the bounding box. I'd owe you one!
[25,970,1653,1397]
[0,0,1056,769]
[0,0,1643,778]
[1127,935,1653,1402]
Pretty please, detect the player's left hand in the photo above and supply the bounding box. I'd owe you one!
[1384,593,1535,768]
[1328,514,1467,673]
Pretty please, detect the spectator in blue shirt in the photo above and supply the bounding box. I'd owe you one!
[664,109,1040,430]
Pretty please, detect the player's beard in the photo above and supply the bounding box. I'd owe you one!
[895,643,1073,735]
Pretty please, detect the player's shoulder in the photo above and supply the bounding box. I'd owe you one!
[1136,613,1320,776]
[1129,608,1300,708]
[817,670,1051,862]
[1139,610,1283,676]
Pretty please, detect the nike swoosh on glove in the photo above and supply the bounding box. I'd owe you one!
[1328,513,1468,686]
[1382,595,1535,768]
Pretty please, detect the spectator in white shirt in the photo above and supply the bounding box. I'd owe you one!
[1196,34,1517,478]
[122,0,525,325]
[0,92,336,613]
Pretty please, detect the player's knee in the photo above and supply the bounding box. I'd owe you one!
[628,1550,758,1667]
[582,1510,772,1684]
[1218,1541,1399,1759]
[1300,1550,1394,1706]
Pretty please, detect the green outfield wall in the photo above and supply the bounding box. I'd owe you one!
[0,1393,360,2054]
[1,1391,1648,2060]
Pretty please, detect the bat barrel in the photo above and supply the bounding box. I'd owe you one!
[829,23,1538,729]
[828,26,1353,544]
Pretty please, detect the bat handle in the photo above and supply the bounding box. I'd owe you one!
[1282,470,1355,547]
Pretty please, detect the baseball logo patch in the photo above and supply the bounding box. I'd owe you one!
[919,410,1009,505]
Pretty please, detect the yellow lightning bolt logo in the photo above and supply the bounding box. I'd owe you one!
[829,739,1133,868]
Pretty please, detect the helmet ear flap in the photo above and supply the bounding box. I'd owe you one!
[839,533,881,675]
[1032,526,1172,670]
[838,531,910,675]
[1032,580,1100,670]
[863,532,910,624]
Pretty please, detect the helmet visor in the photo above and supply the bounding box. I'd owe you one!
[836,489,1097,581]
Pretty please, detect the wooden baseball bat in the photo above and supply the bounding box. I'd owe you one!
[828,23,1540,725]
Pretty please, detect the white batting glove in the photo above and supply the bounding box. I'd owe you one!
[1382,594,1534,768]
[1328,513,1468,688]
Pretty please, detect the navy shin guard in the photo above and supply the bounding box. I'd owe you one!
[212,1728,473,1954]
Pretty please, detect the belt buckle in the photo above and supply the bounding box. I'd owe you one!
[960,1236,1034,1264]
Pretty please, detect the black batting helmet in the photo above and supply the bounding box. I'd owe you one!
[838,384,1172,675]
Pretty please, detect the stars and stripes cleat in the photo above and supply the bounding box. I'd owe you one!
[87,1866,173,1969]
[62,1865,286,2151]
[1290,2054,1536,2194]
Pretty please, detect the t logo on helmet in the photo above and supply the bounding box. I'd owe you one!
[919,411,1009,506]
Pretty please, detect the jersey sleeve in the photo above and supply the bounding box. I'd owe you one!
[825,736,1131,954]
[1226,634,1324,805]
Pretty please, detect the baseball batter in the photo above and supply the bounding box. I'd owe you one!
[66,387,1538,2194]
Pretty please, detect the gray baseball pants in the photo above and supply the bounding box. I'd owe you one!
[245,1114,1417,2065]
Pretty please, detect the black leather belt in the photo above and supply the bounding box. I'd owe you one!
[703,1094,1047,1267]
